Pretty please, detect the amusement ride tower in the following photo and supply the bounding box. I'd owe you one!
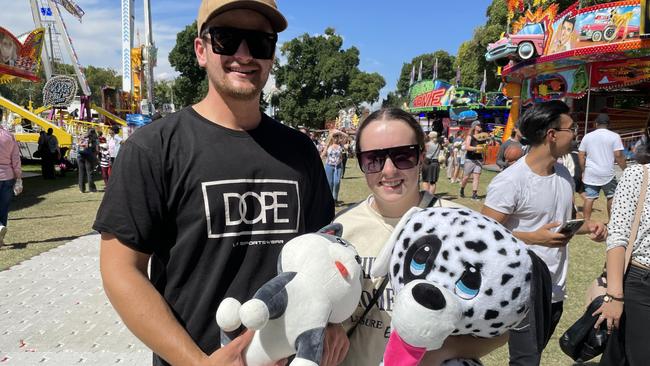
[28,0,91,96]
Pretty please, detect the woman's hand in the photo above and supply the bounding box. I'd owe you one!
[322,324,349,366]
[583,220,607,242]
[593,300,624,334]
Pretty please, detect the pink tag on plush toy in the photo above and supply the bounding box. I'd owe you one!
[383,330,427,366]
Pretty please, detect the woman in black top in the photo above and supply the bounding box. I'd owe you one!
[460,120,484,200]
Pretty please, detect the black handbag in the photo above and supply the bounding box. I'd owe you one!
[559,295,609,362]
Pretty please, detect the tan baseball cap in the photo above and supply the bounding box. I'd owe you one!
[197,0,288,35]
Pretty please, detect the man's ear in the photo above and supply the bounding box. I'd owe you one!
[195,37,208,68]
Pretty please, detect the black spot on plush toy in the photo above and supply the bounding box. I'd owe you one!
[371,207,552,366]
[216,224,362,366]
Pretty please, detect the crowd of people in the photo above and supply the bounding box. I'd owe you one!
[88,0,647,362]
[73,125,122,193]
[2,0,649,365]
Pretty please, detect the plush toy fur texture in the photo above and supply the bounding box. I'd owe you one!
[372,207,539,366]
[216,224,362,366]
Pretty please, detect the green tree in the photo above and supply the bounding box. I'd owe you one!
[153,80,173,106]
[274,28,385,128]
[83,65,122,105]
[382,91,406,109]
[0,78,44,107]
[168,22,208,107]
[395,50,457,98]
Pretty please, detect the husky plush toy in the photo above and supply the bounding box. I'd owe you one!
[371,207,552,366]
[216,224,362,366]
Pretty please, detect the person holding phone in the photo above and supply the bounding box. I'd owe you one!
[481,101,607,366]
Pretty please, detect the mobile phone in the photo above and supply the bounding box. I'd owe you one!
[559,219,584,236]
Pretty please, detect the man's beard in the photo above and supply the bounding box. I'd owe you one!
[208,67,267,101]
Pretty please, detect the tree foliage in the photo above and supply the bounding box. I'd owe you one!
[273,28,385,128]
[168,22,208,107]
[395,50,457,97]
[382,50,456,108]
[84,65,122,105]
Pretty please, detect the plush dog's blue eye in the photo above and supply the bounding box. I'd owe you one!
[410,245,431,276]
[455,266,481,300]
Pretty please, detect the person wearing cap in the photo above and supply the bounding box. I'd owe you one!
[578,112,627,221]
[94,2,336,365]
[459,120,484,200]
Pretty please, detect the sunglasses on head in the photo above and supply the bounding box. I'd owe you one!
[357,144,420,174]
[204,26,278,60]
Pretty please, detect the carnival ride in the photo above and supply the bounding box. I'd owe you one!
[406,78,511,131]
[488,0,650,146]
[0,0,154,159]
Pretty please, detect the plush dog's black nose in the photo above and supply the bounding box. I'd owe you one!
[412,283,446,310]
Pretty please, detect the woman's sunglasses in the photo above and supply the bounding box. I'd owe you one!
[357,144,420,174]
[204,27,278,60]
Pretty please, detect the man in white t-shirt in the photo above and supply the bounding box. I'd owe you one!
[578,113,627,221]
[481,101,606,366]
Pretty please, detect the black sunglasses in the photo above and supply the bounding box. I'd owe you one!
[204,27,277,60]
[357,144,420,174]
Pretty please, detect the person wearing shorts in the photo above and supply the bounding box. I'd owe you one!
[583,178,618,201]
[578,113,627,221]
[460,120,484,200]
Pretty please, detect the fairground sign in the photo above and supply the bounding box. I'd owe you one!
[43,75,78,108]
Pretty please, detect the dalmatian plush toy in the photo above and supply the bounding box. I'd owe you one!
[371,207,552,366]
[216,223,362,366]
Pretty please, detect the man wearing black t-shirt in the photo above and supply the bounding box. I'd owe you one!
[94,1,338,365]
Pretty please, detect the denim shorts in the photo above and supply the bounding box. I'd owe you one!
[584,177,618,199]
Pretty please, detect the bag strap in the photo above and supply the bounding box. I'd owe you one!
[624,165,649,270]
[347,276,389,337]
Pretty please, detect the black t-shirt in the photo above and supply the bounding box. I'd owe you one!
[93,107,334,365]
[465,135,484,161]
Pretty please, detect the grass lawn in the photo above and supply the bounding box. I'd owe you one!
[2,159,610,365]
[0,164,105,270]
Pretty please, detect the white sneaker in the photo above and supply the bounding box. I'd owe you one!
[0,225,6,246]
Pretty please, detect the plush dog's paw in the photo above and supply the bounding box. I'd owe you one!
[240,299,270,330]
[216,297,242,332]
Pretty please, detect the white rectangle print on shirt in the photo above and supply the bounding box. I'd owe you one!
[202,179,301,238]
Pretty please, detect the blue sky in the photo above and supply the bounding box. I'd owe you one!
[4,0,494,100]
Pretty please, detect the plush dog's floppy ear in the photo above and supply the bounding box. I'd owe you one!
[371,207,420,278]
[319,222,343,237]
[527,249,553,352]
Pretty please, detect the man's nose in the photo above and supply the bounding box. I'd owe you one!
[233,40,253,62]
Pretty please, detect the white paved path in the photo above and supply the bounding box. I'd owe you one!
[0,234,150,365]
